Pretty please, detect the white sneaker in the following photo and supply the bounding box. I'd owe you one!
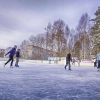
[4,63,5,67]
[10,66,13,68]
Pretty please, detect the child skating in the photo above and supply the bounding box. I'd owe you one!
[15,49,21,67]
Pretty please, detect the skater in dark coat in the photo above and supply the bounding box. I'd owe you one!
[4,45,17,68]
[94,59,97,67]
[15,49,21,67]
[97,53,100,71]
[65,52,72,70]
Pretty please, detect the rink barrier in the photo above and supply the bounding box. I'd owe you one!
[22,59,94,67]
[0,58,94,66]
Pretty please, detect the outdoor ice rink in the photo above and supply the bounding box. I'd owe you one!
[0,61,100,100]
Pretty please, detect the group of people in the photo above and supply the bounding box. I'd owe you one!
[65,52,100,71]
[72,58,80,66]
[3,45,100,71]
[91,53,100,71]
[4,45,21,68]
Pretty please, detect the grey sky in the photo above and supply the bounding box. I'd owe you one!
[0,0,99,48]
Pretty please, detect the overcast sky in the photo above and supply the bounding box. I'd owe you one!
[0,0,99,49]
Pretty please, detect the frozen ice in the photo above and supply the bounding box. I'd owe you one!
[0,61,100,100]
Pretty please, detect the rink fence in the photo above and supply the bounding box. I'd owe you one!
[0,57,94,66]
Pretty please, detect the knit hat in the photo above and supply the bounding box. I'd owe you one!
[14,45,17,48]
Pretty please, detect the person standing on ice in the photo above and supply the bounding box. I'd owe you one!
[72,58,75,66]
[15,49,21,67]
[97,53,100,71]
[65,52,72,70]
[4,45,17,68]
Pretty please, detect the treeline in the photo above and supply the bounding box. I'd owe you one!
[20,7,100,60]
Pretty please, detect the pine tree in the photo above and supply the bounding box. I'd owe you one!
[91,7,100,55]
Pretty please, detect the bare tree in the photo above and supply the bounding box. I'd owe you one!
[76,13,91,59]
[52,19,65,60]
[20,40,29,59]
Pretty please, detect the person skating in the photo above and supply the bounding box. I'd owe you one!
[77,59,80,66]
[65,52,72,70]
[4,45,17,68]
[94,59,97,67]
[97,53,100,71]
[72,58,75,66]
[15,49,21,67]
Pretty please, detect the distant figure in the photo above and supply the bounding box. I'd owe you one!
[15,49,21,67]
[77,59,80,66]
[97,53,100,71]
[4,45,17,68]
[65,52,72,70]
[72,58,75,66]
[94,59,97,67]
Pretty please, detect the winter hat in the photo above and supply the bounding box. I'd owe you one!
[14,45,17,48]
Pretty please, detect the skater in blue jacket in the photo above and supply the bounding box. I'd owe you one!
[4,45,17,68]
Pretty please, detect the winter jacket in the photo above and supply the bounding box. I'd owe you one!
[97,53,100,61]
[5,48,16,57]
[66,53,72,61]
[16,52,20,57]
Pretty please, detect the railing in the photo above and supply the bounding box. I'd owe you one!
[0,57,94,66]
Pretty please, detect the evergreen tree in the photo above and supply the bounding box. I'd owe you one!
[91,7,100,55]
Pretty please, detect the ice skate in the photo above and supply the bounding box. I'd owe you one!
[10,66,13,68]
[64,65,66,70]
[4,63,5,67]
[15,64,17,67]
[97,69,100,71]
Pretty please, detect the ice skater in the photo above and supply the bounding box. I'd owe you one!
[97,53,100,71]
[15,49,21,67]
[65,52,72,70]
[94,59,97,67]
[72,58,75,66]
[4,45,17,68]
[77,59,80,66]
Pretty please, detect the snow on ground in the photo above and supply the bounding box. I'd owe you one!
[0,61,100,100]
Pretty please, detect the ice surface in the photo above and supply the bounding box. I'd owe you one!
[0,61,100,100]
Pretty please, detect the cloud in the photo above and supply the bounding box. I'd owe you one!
[0,0,99,48]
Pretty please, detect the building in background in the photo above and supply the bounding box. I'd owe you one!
[0,49,5,57]
[22,45,55,60]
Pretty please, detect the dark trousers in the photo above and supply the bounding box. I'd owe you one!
[5,56,14,66]
[98,60,100,68]
[15,57,19,66]
[66,61,71,70]
[94,62,97,67]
